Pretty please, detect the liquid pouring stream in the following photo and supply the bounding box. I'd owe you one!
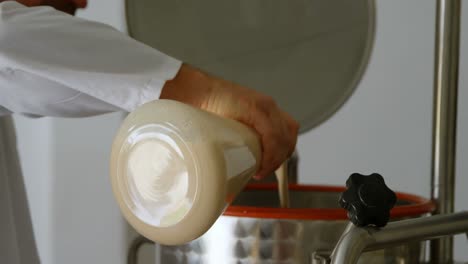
[275,161,290,208]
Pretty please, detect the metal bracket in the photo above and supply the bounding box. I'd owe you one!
[127,235,154,264]
[310,250,332,264]
[330,211,468,264]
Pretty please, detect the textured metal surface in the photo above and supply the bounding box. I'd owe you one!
[159,190,424,263]
[160,218,422,264]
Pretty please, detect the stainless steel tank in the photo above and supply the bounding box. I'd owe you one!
[158,184,434,264]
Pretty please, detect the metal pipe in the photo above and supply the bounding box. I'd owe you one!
[330,225,370,264]
[330,211,468,264]
[431,0,461,262]
[127,235,154,264]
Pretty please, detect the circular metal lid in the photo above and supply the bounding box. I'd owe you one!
[126,0,375,133]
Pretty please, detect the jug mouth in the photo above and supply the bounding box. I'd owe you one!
[224,184,435,220]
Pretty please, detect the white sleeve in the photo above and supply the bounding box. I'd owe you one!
[0,1,182,117]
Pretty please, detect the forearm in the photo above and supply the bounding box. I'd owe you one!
[0,1,181,116]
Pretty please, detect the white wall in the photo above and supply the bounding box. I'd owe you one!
[13,0,468,263]
[50,113,127,264]
[14,116,53,264]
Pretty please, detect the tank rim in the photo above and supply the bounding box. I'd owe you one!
[224,184,435,220]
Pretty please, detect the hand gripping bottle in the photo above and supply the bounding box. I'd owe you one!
[110,100,261,245]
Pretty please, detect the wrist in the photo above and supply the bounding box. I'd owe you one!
[159,63,213,108]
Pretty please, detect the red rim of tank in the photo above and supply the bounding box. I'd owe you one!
[223,184,435,220]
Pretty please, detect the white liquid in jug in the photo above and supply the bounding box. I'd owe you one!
[110,100,261,245]
[127,139,191,227]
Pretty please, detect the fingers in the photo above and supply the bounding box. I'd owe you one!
[249,95,299,180]
[252,114,285,179]
[162,66,300,180]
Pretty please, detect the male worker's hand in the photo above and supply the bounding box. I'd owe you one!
[160,63,299,179]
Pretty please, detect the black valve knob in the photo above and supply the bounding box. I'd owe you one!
[339,173,397,227]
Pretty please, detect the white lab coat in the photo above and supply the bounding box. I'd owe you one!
[0,2,182,263]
